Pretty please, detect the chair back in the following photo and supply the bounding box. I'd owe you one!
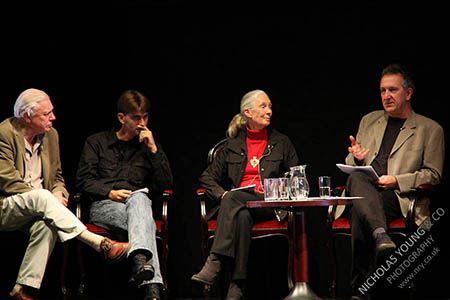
[207,138,228,165]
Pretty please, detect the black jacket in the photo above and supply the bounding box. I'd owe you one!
[76,129,173,201]
[200,127,299,221]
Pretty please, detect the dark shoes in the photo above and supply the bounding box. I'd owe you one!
[143,283,161,300]
[100,237,130,262]
[351,293,371,300]
[225,281,245,300]
[131,253,155,286]
[134,264,155,285]
[191,253,221,285]
[375,232,396,258]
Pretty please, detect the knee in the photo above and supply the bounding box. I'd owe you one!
[346,172,370,189]
[29,189,53,199]
[127,192,152,206]
[236,209,252,225]
[25,189,57,206]
[219,193,233,209]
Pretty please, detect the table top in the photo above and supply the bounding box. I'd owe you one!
[246,196,362,208]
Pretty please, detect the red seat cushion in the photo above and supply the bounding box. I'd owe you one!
[388,218,406,229]
[332,218,350,229]
[86,224,108,234]
[253,219,287,229]
[208,219,287,231]
[86,220,162,235]
[332,217,406,230]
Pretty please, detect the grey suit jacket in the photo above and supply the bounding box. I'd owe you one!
[343,110,445,225]
[0,117,68,217]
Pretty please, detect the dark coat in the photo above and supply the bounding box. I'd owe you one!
[75,129,173,201]
[200,127,299,221]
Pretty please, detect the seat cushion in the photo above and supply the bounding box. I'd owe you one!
[86,220,163,234]
[332,218,350,229]
[332,217,406,230]
[208,219,287,231]
[388,218,406,229]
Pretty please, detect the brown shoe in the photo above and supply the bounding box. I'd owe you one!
[9,289,34,300]
[100,237,129,262]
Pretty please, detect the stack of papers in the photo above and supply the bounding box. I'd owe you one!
[231,184,256,192]
[336,164,379,181]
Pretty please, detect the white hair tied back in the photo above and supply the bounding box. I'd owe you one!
[14,88,49,118]
[226,89,267,137]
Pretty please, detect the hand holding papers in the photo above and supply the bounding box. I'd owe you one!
[336,164,379,181]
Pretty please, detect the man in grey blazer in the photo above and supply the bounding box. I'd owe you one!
[0,89,129,300]
[345,64,444,294]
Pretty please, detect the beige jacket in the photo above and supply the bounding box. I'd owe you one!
[0,117,68,218]
[341,110,445,225]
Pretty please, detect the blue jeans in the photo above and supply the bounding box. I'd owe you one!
[89,192,162,285]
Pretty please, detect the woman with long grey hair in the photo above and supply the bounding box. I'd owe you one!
[192,89,299,299]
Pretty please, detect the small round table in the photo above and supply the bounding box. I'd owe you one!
[247,197,359,300]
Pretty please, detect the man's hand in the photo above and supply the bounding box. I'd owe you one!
[137,125,158,153]
[108,189,132,203]
[348,135,370,161]
[375,175,398,190]
[53,191,68,207]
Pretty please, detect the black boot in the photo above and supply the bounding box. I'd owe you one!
[191,253,221,285]
[375,232,396,258]
[143,283,161,300]
[131,252,155,286]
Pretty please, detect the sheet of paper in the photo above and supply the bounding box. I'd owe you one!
[130,187,150,195]
[231,184,256,192]
[336,163,379,181]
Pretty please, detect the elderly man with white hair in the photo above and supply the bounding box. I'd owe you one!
[0,88,129,300]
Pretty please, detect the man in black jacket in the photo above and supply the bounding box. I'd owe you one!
[76,90,173,300]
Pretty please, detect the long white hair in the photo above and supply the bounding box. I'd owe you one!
[226,89,267,137]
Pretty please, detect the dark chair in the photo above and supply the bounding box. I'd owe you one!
[61,189,172,300]
[197,138,295,297]
[327,184,434,299]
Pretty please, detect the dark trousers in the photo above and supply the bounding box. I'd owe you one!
[210,190,274,280]
[346,172,403,276]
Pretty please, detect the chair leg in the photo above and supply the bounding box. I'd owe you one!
[76,240,87,297]
[328,235,337,299]
[60,243,69,300]
[159,238,169,300]
[287,235,294,290]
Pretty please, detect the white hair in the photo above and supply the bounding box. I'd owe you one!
[226,89,267,137]
[14,88,50,118]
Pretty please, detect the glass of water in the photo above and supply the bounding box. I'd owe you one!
[318,176,331,198]
[264,178,279,201]
[278,178,290,200]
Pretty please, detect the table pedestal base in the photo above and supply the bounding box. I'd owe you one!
[283,282,322,300]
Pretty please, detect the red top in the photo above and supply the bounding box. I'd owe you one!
[238,127,268,193]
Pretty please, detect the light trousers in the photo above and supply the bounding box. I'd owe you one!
[89,191,162,286]
[0,189,86,289]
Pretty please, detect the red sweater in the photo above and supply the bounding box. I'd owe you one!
[238,127,268,193]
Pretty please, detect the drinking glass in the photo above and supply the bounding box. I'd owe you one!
[318,176,331,198]
[264,178,279,201]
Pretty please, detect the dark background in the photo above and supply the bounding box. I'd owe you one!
[1,2,448,300]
